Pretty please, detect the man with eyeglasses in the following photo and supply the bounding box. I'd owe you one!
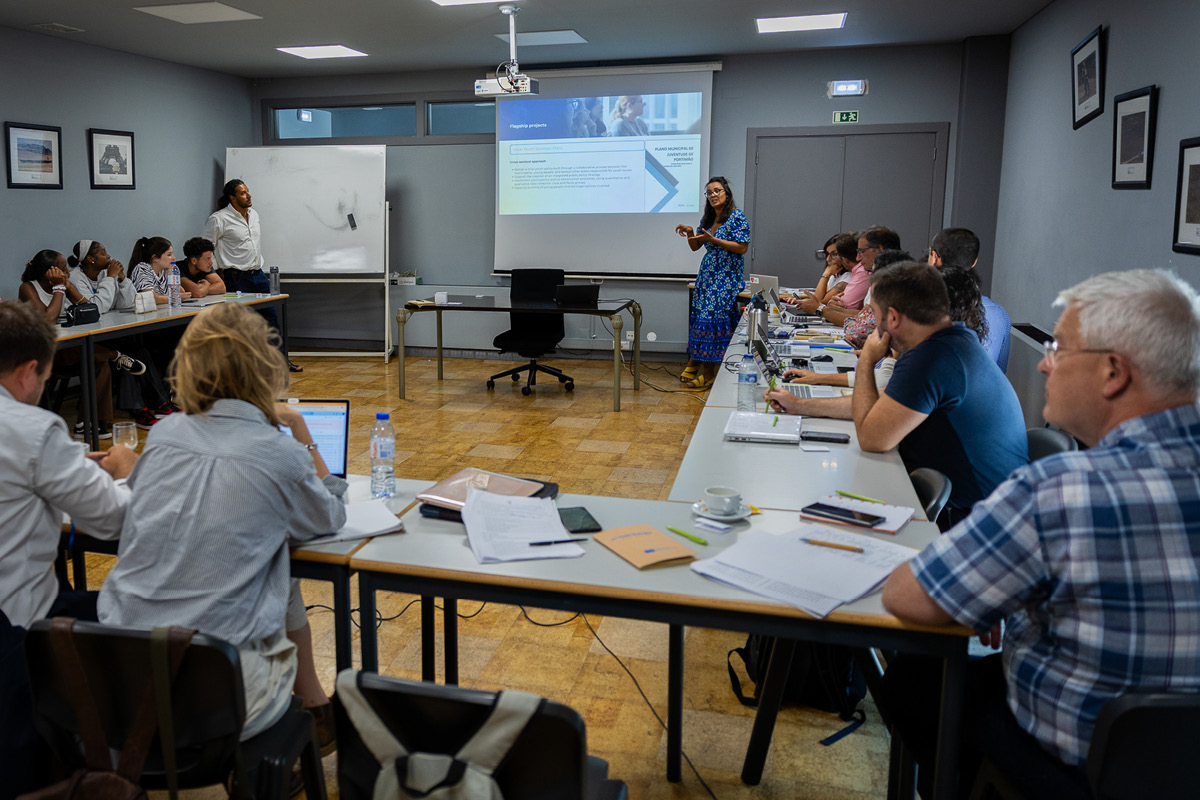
[880,269,1200,798]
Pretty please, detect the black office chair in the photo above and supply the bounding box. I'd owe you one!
[1027,426,1079,462]
[24,619,327,800]
[335,670,627,800]
[909,468,952,522]
[488,268,575,396]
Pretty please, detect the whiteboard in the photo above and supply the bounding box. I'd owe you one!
[225,145,386,274]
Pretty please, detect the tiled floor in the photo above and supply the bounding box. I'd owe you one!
[90,354,889,799]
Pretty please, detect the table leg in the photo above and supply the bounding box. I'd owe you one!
[667,624,684,782]
[79,337,99,450]
[610,313,623,412]
[396,308,411,399]
[631,302,642,392]
[444,599,459,686]
[71,543,88,591]
[359,573,379,672]
[331,566,352,673]
[740,637,796,785]
[931,644,966,798]
[436,310,444,380]
[278,298,289,354]
[421,596,437,681]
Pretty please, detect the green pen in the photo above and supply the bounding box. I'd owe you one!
[765,373,776,413]
[836,489,885,504]
[666,526,708,546]
[772,415,779,427]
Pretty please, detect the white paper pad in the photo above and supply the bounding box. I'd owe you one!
[313,499,404,543]
[691,525,918,617]
[461,489,585,563]
[803,494,916,533]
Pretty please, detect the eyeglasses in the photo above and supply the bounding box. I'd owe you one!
[856,245,879,255]
[815,249,837,260]
[704,188,725,197]
[1042,339,1112,367]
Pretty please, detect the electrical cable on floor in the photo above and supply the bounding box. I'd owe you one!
[305,598,489,631]
[594,315,707,403]
[517,606,580,626]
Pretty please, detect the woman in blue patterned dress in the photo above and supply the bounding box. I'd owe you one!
[674,176,751,389]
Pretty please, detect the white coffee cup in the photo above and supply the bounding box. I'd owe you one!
[705,486,742,515]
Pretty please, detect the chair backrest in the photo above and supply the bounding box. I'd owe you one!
[24,619,246,788]
[335,671,590,800]
[909,467,951,522]
[1027,426,1078,462]
[1086,691,1200,800]
[506,269,566,348]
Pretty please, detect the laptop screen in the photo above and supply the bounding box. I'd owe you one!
[279,399,350,478]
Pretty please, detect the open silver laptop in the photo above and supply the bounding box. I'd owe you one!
[748,274,779,300]
[723,410,802,444]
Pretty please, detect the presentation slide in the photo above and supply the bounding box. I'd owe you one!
[497,94,703,216]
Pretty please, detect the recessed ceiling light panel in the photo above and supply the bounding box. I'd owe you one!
[134,2,262,24]
[432,0,523,5]
[756,13,847,34]
[277,45,369,60]
[495,30,587,47]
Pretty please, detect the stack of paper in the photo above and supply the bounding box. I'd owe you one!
[461,489,585,563]
[309,500,404,544]
[691,525,917,617]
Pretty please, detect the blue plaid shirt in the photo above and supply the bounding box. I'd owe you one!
[910,403,1200,765]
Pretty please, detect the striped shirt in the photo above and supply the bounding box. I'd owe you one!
[97,399,348,646]
[129,261,167,296]
[910,403,1200,765]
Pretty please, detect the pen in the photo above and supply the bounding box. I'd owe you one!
[666,526,708,546]
[772,415,778,427]
[529,539,587,547]
[836,489,885,504]
[802,537,864,553]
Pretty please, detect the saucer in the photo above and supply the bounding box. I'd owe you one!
[692,500,753,522]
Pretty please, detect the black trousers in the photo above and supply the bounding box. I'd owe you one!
[883,653,1091,800]
[0,591,99,800]
[223,269,287,355]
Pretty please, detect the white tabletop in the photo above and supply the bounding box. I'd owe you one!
[291,475,431,562]
[55,293,285,339]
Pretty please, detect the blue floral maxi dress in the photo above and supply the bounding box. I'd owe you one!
[689,209,750,362]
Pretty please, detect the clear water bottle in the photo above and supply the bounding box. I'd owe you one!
[369,412,396,498]
[737,354,759,412]
[168,261,182,308]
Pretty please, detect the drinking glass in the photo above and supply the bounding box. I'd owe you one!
[112,421,139,451]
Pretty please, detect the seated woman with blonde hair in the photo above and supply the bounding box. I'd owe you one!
[98,302,344,745]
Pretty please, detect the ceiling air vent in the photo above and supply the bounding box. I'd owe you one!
[34,22,85,34]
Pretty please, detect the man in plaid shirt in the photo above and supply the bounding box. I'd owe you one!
[881,269,1200,796]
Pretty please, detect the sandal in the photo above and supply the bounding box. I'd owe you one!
[683,374,714,390]
[679,365,698,383]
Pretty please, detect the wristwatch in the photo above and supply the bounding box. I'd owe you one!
[303,442,319,452]
[817,303,826,315]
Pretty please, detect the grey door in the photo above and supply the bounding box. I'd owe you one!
[746,123,948,285]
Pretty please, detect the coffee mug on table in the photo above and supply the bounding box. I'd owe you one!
[705,486,742,515]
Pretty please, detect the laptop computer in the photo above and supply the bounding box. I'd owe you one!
[752,337,783,376]
[555,284,600,307]
[748,274,779,301]
[279,398,351,478]
[723,410,802,445]
[777,383,842,399]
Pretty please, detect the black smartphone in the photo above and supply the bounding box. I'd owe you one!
[800,431,851,444]
[558,506,602,533]
[801,502,885,528]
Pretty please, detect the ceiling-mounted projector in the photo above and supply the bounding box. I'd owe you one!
[476,5,539,97]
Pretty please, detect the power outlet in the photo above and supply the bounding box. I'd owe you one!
[624,330,635,341]
[620,340,631,350]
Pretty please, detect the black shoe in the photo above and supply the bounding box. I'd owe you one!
[287,359,303,373]
[73,421,112,440]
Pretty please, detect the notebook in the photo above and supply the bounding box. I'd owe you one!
[279,398,350,478]
[417,468,550,512]
[723,410,803,445]
[595,525,695,569]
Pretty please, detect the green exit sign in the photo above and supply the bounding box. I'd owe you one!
[833,110,860,124]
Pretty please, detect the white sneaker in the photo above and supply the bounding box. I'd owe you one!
[112,352,147,375]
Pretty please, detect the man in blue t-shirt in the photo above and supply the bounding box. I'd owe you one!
[928,227,1012,371]
[852,262,1028,511]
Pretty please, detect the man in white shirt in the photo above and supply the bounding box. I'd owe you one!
[203,178,302,372]
[0,299,137,797]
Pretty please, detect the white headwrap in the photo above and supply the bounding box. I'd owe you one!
[73,239,95,266]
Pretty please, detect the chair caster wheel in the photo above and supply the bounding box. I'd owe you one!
[521,386,532,396]
[565,382,574,392]
[512,373,521,382]
[486,380,495,389]
[558,376,567,383]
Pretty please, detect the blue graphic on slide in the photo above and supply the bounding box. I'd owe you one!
[645,151,679,212]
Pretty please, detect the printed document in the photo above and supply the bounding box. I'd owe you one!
[462,488,585,563]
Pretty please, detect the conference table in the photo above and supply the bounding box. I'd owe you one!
[54,293,289,449]
[395,294,642,411]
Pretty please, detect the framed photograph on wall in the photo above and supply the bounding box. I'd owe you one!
[5,122,62,189]
[87,128,135,189]
[1112,85,1158,189]
[1173,137,1200,255]
[1070,26,1104,130]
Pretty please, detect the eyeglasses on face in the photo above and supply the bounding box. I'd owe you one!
[816,249,840,260]
[856,244,879,255]
[1042,339,1112,367]
[704,188,726,197]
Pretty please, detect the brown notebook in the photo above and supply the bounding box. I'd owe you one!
[594,525,695,569]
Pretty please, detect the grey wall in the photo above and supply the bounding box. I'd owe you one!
[252,43,983,351]
[993,0,1200,332]
[0,27,254,295]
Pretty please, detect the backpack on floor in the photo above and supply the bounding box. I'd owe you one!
[728,634,866,721]
[336,670,543,800]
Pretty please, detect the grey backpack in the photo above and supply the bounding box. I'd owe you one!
[335,670,542,800]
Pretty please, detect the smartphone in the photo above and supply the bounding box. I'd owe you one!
[558,506,602,533]
[801,502,886,528]
[800,431,851,444]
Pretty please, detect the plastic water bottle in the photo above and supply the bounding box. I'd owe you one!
[370,412,396,497]
[168,261,182,308]
[269,265,280,295]
[737,354,759,412]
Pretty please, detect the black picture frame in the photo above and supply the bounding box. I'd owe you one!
[5,121,63,189]
[1112,85,1158,189]
[87,128,135,190]
[1070,26,1104,130]
[1172,136,1200,256]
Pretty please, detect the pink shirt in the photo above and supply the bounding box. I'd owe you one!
[839,262,870,310]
